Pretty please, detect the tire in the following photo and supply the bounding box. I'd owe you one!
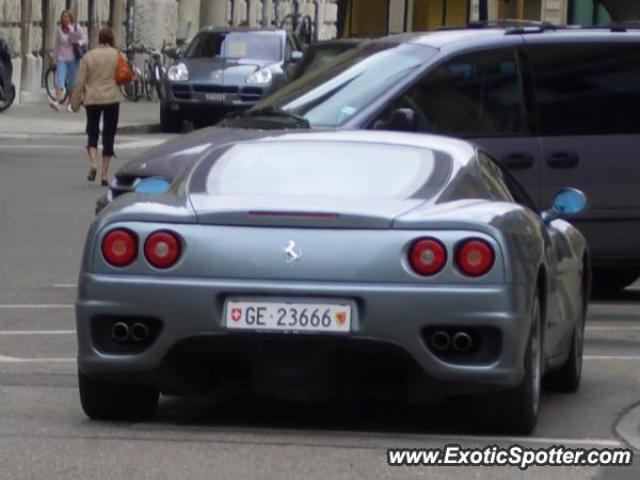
[45,67,68,103]
[592,268,638,294]
[475,293,543,435]
[0,83,15,112]
[79,371,159,421]
[160,103,182,133]
[544,279,587,392]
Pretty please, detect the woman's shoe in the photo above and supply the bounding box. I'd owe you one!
[87,168,97,182]
[101,179,109,187]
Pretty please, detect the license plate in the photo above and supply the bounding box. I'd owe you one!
[225,300,351,333]
[205,93,225,102]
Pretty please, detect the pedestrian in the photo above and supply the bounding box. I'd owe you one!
[50,10,87,112]
[70,27,123,186]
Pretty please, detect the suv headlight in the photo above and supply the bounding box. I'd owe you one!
[167,63,189,81]
[246,68,272,84]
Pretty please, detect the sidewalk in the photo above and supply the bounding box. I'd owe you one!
[0,99,160,135]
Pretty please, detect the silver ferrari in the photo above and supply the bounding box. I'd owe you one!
[76,131,590,434]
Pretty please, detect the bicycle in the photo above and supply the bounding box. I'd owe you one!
[119,46,143,102]
[141,46,166,101]
[45,51,69,103]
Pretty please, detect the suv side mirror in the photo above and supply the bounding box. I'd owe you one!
[290,50,304,63]
[542,188,588,223]
[373,108,418,132]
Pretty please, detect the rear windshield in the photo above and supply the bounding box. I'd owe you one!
[185,32,282,61]
[204,141,441,199]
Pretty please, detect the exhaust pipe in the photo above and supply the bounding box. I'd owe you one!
[130,322,150,343]
[452,332,473,353]
[111,322,130,342]
[430,330,451,352]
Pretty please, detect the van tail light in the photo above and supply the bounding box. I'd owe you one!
[409,238,447,276]
[102,229,138,267]
[144,231,181,268]
[456,239,495,277]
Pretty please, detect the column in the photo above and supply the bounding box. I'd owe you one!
[111,0,126,47]
[178,0,201,41]
[200,0,227,27]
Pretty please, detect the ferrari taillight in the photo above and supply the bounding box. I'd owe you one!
[101,229,138,267]
[456,239,495,277]
[409,238,447,276]
[144,231,181,268]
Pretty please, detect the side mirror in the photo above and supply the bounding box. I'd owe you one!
[373,108,418,132]
[165,47,182,60]
[542,188,588,223]
[290,50,304,63]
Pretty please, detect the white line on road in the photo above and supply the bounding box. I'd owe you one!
[586,326,640,331]
[52,283,77,288]
[0,139,166,150]
[584,355,640,360]
[0,330,75,335]
[0,304,73,309]
[0,355,75,363]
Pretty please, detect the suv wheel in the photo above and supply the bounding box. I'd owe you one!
[592,268,638,294]
[79,371,159,421]
[160,104,182,133]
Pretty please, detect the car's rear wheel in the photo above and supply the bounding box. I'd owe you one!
[544,282,586,392]
[78,371,159,421]
[160,104,182,133]
[475,293,542,435]
[592,268,639,294]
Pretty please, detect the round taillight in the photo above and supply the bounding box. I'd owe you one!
[409,238,447,276]
[456,239,495,277]
[144,231,181,268]
[102,229,138,267]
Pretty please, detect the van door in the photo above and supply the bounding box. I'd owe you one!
[373,47,543,207]
[526,41,640,265]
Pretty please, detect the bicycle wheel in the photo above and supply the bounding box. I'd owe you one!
[143,66,155,101]
[45,67,68,102]
[121,68,143,102]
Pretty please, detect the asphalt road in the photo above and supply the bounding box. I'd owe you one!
[0,133,638,480]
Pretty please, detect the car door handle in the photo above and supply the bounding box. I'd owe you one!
[501,152,535,170]
[546,152,579,169]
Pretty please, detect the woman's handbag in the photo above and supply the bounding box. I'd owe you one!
[72,25,87,60]
[115,51,133,86]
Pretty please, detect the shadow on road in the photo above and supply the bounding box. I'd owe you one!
[153,394,520,437]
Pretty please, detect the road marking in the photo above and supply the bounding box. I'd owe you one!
[0,355,75,363]
[52,283,77,288]
[0,304,73,309]
[586,326,640,331]
[0,139,166,150]
[584,355,640,360]
[0,330,75,335]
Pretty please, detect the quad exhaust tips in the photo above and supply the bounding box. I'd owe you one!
[110,321,150,343]
[429,330,474,354]
[452,332,473,353]
[111,322,130,342]
[430,331,451,352]
[130,322,150,342]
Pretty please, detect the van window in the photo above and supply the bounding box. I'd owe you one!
[527,43,640,135]
[393,48,529,136]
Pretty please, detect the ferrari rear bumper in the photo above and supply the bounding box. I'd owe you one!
[76,273,534,398]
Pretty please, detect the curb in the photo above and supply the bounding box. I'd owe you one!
[615,401,640,451]
[117,124,161,135]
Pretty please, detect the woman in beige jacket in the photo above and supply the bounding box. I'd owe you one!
[71,27,123,185]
